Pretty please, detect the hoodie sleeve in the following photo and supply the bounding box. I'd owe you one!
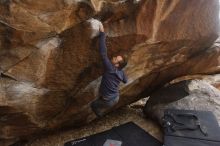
[99,32,114,71]
[122,71,128,84]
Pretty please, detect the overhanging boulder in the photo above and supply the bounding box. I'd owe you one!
[0,0,219,141]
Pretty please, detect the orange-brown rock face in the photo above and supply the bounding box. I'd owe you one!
[0,0,219,141]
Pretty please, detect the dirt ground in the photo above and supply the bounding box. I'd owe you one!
[26,105,163,146]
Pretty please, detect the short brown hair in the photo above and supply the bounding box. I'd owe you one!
[118,54,128,69]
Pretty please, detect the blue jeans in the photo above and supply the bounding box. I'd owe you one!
[91,96,119,117]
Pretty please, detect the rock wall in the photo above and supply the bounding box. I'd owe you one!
[144,80,220,125]
[0,0,219,141]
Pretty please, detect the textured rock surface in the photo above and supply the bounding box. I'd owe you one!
[0,0,219,141]
[144,80,220,125]
[169,74,220,90]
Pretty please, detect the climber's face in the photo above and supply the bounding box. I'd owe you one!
[112,56,123,68]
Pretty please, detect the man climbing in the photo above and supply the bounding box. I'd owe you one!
[91,20,128,117]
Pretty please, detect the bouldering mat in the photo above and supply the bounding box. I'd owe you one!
[64,122,161,146]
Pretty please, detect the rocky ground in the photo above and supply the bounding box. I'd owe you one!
[26,102,162,146]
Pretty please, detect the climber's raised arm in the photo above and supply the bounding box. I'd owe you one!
[98,23,114,71]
